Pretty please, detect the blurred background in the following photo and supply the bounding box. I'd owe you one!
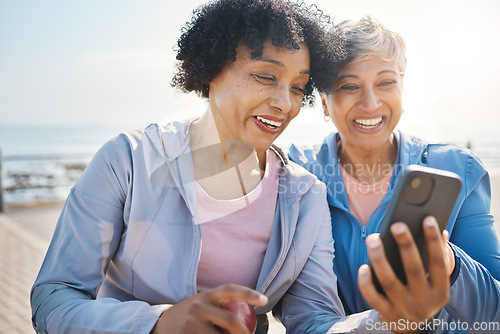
[2,0,500,204]
[2,3,499,333]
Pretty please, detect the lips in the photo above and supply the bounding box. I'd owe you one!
[354,117,383,129]
[254,115,284,134]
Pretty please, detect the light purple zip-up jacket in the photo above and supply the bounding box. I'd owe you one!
[31,119,349,334]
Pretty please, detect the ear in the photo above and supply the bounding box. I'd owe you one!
[320,93,329,117]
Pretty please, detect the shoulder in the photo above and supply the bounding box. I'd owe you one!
[288,133,338,185]
[88,119,193,177]
[423,142,488,194]
[425,143,486,174]
[100,128,145,155]
[288,132,336,167]
[274,146,327,197]
[399,131,486,177]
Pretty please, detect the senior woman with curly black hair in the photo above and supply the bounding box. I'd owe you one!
[30,1,352,333]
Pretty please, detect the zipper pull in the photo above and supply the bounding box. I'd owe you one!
[361,226,367,241]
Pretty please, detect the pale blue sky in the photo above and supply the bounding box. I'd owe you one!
[2,0,500,145]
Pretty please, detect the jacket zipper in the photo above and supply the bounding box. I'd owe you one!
[360,225,367,241]
[259,197,289,294]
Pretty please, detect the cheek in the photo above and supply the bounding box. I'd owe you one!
[330,98,350,120]
[290,107,301,122]
[331,113,348,132]
[389,95,403,116]
[329,94,350,113]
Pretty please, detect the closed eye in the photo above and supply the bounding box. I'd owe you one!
[378,80,396,87]
[339,84,358,91]
[251,74,275,84]
[292,86,305,94]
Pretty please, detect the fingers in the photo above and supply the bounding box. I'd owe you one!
[198,303,250,334]
[358,265,393,317]
[389,222,426,294]
[206,284,264,334]
[422,217,450,297]
[442,229,450,242]
[208,284,268,307]
[153,284,265,334]
[360,218,451,326]
[365,234,406,297]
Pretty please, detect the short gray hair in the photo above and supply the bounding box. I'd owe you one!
[334,16,407,80]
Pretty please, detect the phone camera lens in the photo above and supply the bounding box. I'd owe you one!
[411,177,421,189]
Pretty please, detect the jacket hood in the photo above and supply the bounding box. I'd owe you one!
[142,119,320,204]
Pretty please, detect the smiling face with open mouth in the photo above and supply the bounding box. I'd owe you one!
[322,58,403,156]
[208,40,310,155]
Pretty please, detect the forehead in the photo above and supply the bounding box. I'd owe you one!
[236,40,310,70]
[337,58,399,78]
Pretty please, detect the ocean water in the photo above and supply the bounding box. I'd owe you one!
[1,122,500,204]
[0,124,128,204]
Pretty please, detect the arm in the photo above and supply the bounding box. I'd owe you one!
[32,135,269,334]
[449,156,500,279]
[31,136,167,334]
[440,155,500,328]
[442,243,500,330]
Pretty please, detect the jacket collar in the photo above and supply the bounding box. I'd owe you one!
[322,130,429,210]
[142,118,318,214]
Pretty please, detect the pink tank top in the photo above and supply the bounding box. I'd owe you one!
[196,150,281,291]
[340,164,393,225]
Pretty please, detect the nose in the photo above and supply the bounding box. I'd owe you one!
[357,87,382,111]
[270,85,292,114]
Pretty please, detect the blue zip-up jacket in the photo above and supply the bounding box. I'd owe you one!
[31,119,350,334]
[289,131,500,333]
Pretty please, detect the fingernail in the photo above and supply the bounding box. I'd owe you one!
[424,216,437,228]
[358,265,370,285]
[257,293,268,304]
[391,223,406,235]
[366,235,381,250]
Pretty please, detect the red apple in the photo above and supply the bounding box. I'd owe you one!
[218,301,257,334]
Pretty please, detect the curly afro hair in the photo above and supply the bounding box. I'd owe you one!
[171,0,344,106]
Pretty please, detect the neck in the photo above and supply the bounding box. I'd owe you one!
[189,108,265,199]
[191,108,266,170]
[338,134,397,184]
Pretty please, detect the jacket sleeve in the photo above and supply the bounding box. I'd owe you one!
[442,154,500,327]
[30,135,168,334]
[443,243,500,331]
[448,155,500,280]
[274,181,344,333]
[276,181,390,334]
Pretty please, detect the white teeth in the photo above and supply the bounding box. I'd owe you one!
[355,117,382,128]
[256,116,282,128]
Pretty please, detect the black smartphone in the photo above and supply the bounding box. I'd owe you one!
[370,165,463,294]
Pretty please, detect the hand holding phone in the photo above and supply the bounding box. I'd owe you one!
[370,165,462,294]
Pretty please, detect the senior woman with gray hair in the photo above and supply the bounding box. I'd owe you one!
[290,17,500,333]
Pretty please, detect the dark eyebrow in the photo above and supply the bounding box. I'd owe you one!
[258,58,310,75]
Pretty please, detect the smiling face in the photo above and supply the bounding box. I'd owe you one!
[322,58,403,156]
[208,40,310,153]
